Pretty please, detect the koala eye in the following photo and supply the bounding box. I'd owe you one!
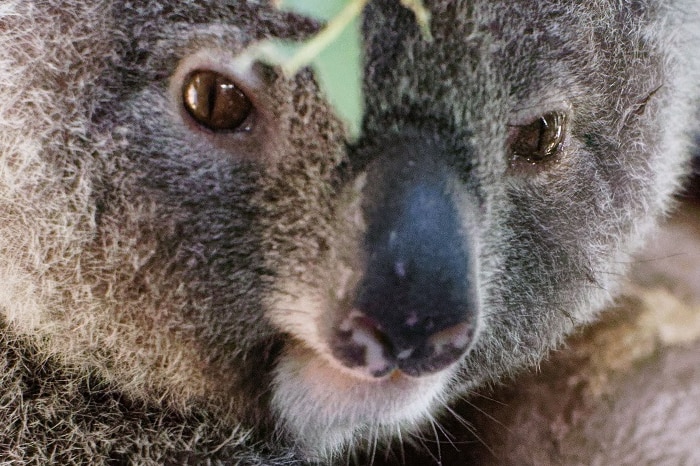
[182,70,253,131]
[509,112,567,163]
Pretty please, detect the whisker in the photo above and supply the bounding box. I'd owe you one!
[614,252,689,265]
[464,389,508,407]
[429,416,443,465]
[395,424,406,466]
[410,428,441,465]
[369,423,379,466]
[441,402,497,458]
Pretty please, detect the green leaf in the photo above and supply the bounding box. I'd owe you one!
[242,0,367,138]
[238,32,363,139]
[277,0,367,76]
[240,0,432,139]
[311,16,363,138]
[249,40,303,70]
[275,0,349,22]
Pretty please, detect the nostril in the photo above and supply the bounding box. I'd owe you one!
[428,321,474,354]
[330,310,477,379]
[332,310,397,378]
[393,322,475,377]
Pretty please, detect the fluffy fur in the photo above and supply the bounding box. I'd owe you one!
[0,0,698,464]
[375,198,700,465]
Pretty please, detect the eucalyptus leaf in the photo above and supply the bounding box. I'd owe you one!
[311,16,363,138]
[244,0,431,139]
[275,0,349,21]
[246,39,303,67]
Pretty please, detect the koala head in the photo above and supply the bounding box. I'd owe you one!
[0,0,697,462]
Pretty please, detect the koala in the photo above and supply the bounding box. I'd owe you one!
[0,0,698,464]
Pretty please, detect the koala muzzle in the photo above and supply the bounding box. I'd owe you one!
[332,142,480,378]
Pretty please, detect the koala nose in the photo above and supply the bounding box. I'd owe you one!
[332,176,480,378]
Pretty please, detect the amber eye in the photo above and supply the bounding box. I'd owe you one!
[509,112,567,163]
[182,70,253,131]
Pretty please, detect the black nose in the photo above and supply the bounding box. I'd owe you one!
[332,160,480,378]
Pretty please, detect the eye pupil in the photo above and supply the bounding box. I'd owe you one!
[182,70,252,131]
[510,112,567,163]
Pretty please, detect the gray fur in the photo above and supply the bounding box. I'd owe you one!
[0,0,698,464]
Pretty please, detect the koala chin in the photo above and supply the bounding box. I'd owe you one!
[0,0,699,464]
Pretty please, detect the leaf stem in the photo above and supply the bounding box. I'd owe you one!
[280,0,369,76]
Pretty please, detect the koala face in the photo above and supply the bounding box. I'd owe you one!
[270,0,698,454]
[0,0,697,462]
